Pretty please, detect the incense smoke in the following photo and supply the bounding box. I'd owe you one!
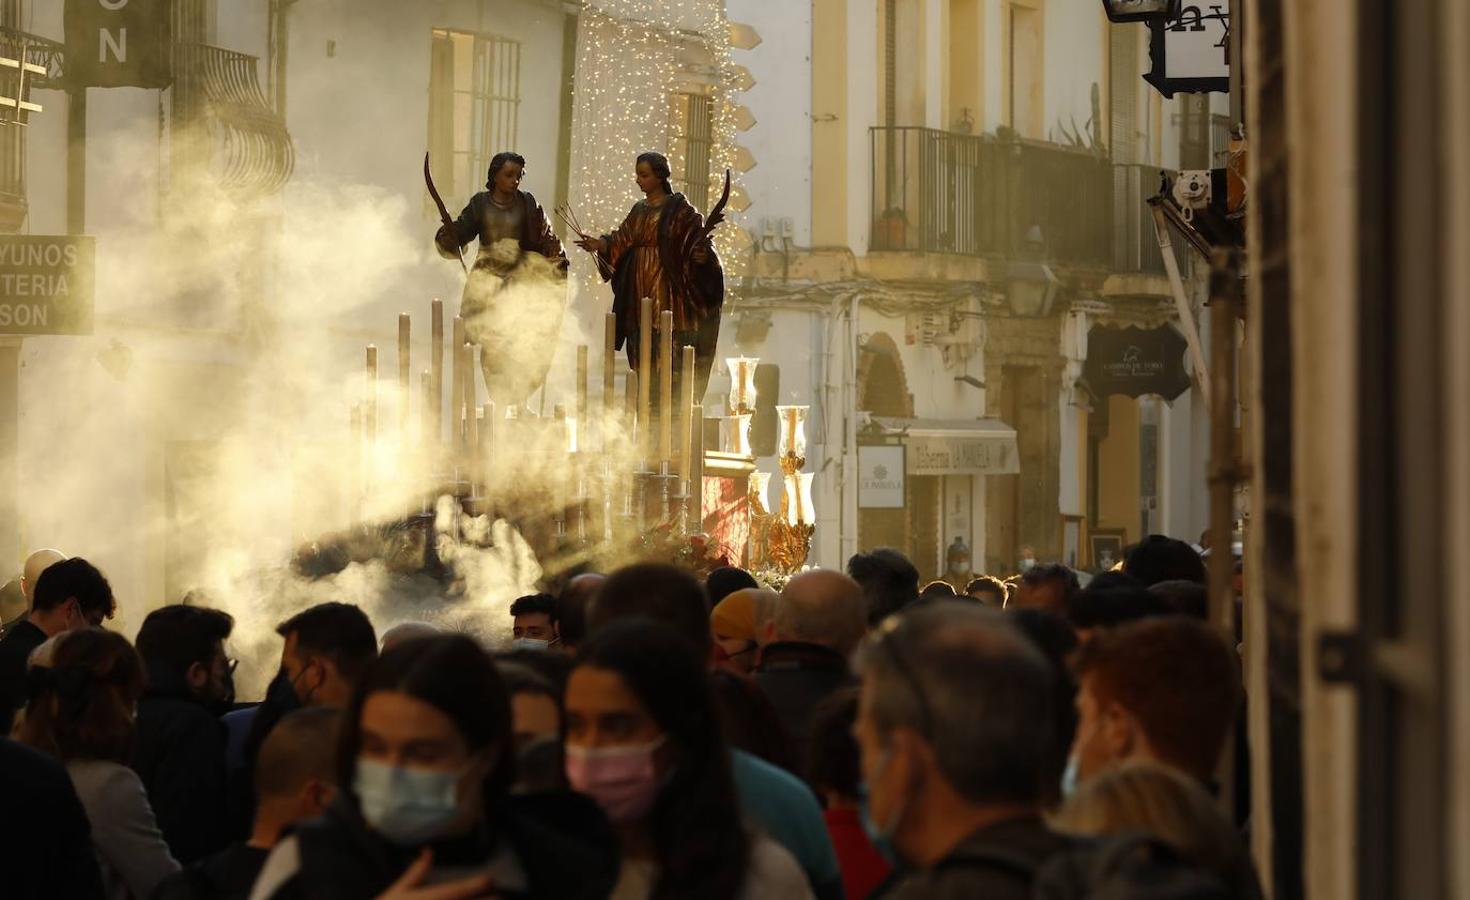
[17,128,641,698]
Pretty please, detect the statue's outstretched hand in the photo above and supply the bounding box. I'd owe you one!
[575,235,605,254]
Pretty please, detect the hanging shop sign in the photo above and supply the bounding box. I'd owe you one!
[906,433,1018,476]
[1083,323,1192,401]
[870,418,1022,477]
[64,0,172,89]
[858,444,905,509]
[1145,2,1231,97]
[0,236,95,334]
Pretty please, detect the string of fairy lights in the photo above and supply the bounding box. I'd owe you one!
[566,0,742,268]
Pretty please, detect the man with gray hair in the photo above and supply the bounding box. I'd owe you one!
[754,569,866,766]
[858,601,1068,899]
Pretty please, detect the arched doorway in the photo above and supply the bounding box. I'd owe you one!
[856,333,938,575]
[857,332,912,417]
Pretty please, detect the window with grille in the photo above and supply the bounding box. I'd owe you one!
[1109,23,1140,163]
[427,29,521,205]
[668,92,712,213]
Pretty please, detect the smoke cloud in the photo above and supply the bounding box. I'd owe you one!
[18,128,642,698]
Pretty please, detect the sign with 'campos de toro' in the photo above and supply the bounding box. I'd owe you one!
[0,236,96,335]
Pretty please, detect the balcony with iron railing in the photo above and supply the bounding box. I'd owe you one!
[172,42,294,197]
[870,126,1181,279]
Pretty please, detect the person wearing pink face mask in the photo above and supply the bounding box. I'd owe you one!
[564,619,813,900]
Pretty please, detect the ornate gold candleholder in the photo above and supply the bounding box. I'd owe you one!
[767,448,815,573]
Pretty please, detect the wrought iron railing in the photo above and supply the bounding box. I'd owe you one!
[0,26,64,90]
[870,126,1113,269]
[870,127,1195,278]
[173,42,294,196]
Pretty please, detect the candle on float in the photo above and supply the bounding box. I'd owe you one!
[365,345,378,449]
[482,401,496,487]
[638,298,653,464]
[603,312,616,439]
[576,344,589,451]
[398,314,411,435]
[658,310,674,465]
[464,344,478,455]
[679,345,696,480]
[450,317,466,446]
[624,367,638,439]
[689,403,703,519]
[430,299,444,444]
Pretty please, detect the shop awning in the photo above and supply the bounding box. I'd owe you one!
[871,417,1021,476]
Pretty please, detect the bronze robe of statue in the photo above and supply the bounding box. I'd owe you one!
[597,192,724,403]
[435,190,568,410]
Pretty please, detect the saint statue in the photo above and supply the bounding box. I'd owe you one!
[434,151,568,410]
[574,151,725,404]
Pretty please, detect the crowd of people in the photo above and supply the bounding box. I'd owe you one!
[0,534,1257,900]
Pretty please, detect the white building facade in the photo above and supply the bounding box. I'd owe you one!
[717,0,1226,580]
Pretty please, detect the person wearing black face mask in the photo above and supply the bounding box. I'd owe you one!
[133,604,237,864]
[0,556,115,734]
[229,604,377,841]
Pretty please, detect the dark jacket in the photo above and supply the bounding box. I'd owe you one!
[436,190,566,266]
[0,618,46,733]
[263,791,619,900]
[0,737,106,900]
[873,816,1071,900]
[753,641,856,766]
[132,670,231,864]
[151,842,269,900]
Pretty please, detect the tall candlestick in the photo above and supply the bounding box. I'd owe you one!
[658,310,674,464]
[483,401,496,491]
[473,410,484,482]
[464,344,478,456]
[638,297,653,465]
[679,345,695,479]
[624,367,638,435]
[603,312,616,444]
[690,403,703,523]
[431,299,444,444]
[397,314,410,435]
[450,317,465,447]
[365,345,378,450]
[576,344,589,447]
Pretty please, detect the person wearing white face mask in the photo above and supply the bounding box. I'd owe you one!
[509,594,560,652]
[563,619,812,900]
[247,634,618,900]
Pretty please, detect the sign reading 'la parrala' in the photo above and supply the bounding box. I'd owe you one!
[0,236,96,335]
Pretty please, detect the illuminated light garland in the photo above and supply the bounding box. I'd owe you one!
[566,0,742,305]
